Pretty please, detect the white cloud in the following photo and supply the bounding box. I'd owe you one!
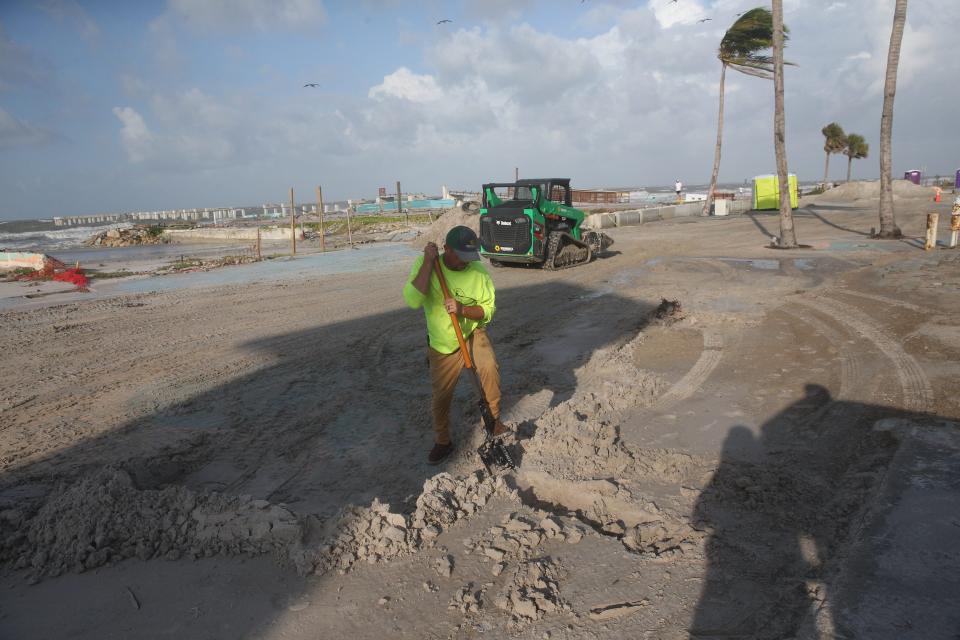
[112,106,153,163]
[651,0,707,29]
[168,0,326,32]
[369,67,444,102]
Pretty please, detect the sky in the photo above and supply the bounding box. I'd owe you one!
[0,0,957,220]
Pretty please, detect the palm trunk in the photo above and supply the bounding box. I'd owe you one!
[823,152,830,184]
[879,0,908,238]
[772,0,796,247]
[847,155,853,182]
[703,64,726,217]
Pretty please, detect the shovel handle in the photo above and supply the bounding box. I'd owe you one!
[434,257,475,370]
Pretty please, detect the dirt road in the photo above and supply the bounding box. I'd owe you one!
[1,200,958,638]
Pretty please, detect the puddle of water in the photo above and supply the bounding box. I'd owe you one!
[717,258,779,270]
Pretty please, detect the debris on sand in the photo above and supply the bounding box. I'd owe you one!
[494,558,568,627]
[448,583,483,614]
[85,226,169,248]
[620,518,703,558]
[293,471,506,576]
[653,298,683,324]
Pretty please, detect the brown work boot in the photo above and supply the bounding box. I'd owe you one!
[491,420,510,438]
[427,442,455,465]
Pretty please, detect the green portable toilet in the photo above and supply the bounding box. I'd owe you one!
[753,174,798,210]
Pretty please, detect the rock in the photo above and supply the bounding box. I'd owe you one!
[382,526,406,543]
[492,562,505,577]
[513,599,539,620]
[483,547,506,563]
[436,555,453,578]
[378,596,390,606]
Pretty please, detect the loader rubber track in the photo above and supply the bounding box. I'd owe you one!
[544,231,592,270]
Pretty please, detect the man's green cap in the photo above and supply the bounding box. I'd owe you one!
[445,225,480,262]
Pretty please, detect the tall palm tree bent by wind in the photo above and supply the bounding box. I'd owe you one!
[772,0,796,247]
[821,122,846,184]
[878,0,908,238]
[703,8,781,217]
[844,134,869,182]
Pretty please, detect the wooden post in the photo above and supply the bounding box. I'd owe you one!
[949,202,959,248]
[397,180,406,224]
[289,187,297,255]
[924,212,938,251]
[256,211,262,260]
[316,185,326,252]
[346,204,354,247]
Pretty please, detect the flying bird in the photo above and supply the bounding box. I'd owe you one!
[697,17,712,23]
[436,19,452,25]
[303,83,319,88]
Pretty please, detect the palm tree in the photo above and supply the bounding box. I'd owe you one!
[771,0,796,247]
[703,8,781,217]
[878,0,908,238]
[844,133,869,182]
[821,122,846,184]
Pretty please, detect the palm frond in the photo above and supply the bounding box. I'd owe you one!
[718,7,793,77]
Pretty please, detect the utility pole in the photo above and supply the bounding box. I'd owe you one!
[289,187,297,255]
[256,209,262,260]
[397,180,406,224]
[316,185,326,252]
[515,167,519,181]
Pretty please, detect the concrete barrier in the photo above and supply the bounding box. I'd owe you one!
[582,201,751,230]
[0,252,47,271]
[675,203,702,218]
[584,213,617,229]
[163,228,301,242]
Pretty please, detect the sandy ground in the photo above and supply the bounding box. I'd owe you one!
[1,195,959,639]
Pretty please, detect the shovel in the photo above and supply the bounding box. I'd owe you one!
[434,257,515,474]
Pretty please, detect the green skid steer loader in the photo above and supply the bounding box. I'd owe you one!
[478,179,613,270]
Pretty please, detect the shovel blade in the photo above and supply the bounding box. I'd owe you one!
[477,438,515,474]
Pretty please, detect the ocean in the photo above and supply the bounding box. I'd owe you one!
[0,219,128,253]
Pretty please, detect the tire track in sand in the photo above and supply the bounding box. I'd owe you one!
[648,329,725,410]
[793,296,933,413]
[778,306,864,401]
[830,288,924,313]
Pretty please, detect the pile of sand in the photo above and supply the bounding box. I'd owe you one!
[5,468,300,581]
[412,201,481,248]
[4,466,510,582]
[815,179,934,203]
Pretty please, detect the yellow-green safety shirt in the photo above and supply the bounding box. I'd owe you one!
[402,256,497,354]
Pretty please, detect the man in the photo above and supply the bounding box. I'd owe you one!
[403,225,508,464]
[675,178,683,202]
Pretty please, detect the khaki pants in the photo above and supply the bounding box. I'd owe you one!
[428,328,500,445]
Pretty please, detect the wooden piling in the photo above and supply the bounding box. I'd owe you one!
[949,209,959,249]
[397,181,406,224]
[289,188,297,255]
[924,212,938,251]
[316,185,326,252]
[346,203,354,247]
